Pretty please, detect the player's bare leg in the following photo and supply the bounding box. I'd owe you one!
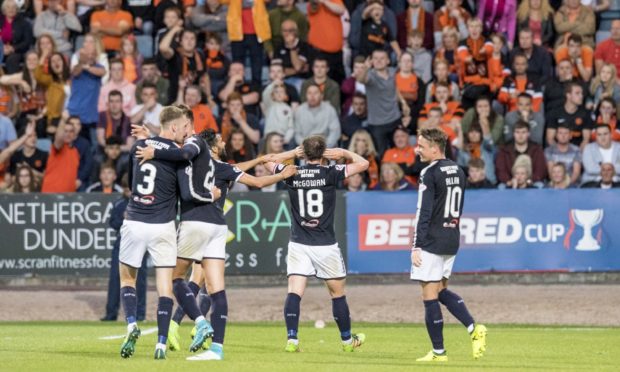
[284,275,307,352]
[439,279,487,359]
[119,263,141,358]
[169,259,213,353]
[187,258,227,360]
[325,279,366,352]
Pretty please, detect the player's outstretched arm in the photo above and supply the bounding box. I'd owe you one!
[324,148,369,177]
[239,164,298,188]
[135,139,201,164]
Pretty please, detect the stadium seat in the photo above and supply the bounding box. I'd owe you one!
[74,35,85,52]
[136,35,154,59]
[599,11,620,31]
[596,31,611,45]
[424,1,434,13]
[610,0,620,10]
[36,138,51,152]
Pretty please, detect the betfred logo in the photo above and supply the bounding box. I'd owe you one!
[359,214,415,251]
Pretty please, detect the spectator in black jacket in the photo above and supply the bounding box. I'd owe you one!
[509,28,553,84]
[466,158,495,189]
[0,0,34,73]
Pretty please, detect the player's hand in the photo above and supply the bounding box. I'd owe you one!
[412,249,422,267]
[136,145,155,164]
[281,165,298,179]
[294,146,304,158]
[211,186,222,201]
[260,153,278,163]
[323,148,345,160]
[131,124,150,140]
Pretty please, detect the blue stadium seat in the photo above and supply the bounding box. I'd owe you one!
[599,11,620,31]
[596,31,611,45]
[136,35,154,59]
[36,138,51,152]
[424,1,434,13]
[610,0,620,10]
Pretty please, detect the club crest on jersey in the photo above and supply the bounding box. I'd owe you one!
[301,219,320,228]
[133,195,155,205]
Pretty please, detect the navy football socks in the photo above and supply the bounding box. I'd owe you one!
[157,296,174,345]
[171,281,202,324]
[198,286,212,317]
[284,293,301,340]
[438,289,475,331]
[172,279,202,321]
[424,299,445,352]
[332,296,352,341]
[120,286,137,325]
[210,290,228,345]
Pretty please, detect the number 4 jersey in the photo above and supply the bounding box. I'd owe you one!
[275,163,347,246]
[126,137,179,224]
[413,159,465,256]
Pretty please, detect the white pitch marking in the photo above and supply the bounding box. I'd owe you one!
[99,326,158,340]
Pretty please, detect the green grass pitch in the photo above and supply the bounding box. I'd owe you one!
[1,322,618,371]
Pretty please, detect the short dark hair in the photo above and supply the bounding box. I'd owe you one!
[302,135,327,161]
[514,120,530,132]
[595,124,611,133]
[352,92,366,101]
[106,135,123,146]
[313,56,328,66]
[109,89,123,100]
[100,161,116,174]
[517,92,532,101]
[199,128,218,149]
[109,58,124,67]
[142,57,157,66]
[353,55,366,64]
[141,81,157,91]
[567,34,583,45]
[205,31,222,45]
[564,82,582,97]
[418,128,447,152]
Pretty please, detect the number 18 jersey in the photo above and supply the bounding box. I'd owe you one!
[126,137,179,224]
[275,163,347,246]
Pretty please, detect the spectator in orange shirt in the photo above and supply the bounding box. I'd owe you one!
[419,82,465,131]
[457,18,494,109]
[347,129,379,189]
[41,112,80,193]
[498,53,544,113]
[90,0,134,54]
[181,85,218,134]
[425,58,460,103]
[381,125,417,185]
[396,51,425,133]
[433,0,470,47]
[554,35,593,82]
[307,0,346,83]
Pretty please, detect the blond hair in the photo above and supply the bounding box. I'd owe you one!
[380,162,405,190]
[347,129,377,157]
[590,63,618,98]
[512,154,533,179]
[159,106,186,128]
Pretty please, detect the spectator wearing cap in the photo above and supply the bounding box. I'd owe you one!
[594,20,620,79]
[396,0,434,51]
[33,0,82,55]
[580,163,620,189]
[546,82,593,150]
[509,28,553,83]
[495,121,547,188]
[90,0,134,54]
[294,83,341,148]
[356,49,408,156]
[581,124,620,184]
[553,0,595,49]
[301,57,341,114]
[504,93,545,145]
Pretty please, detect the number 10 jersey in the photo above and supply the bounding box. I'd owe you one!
[126,137,179,224]
[275,163,347,246]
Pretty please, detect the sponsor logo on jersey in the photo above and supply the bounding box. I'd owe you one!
[133,195,155,205]
[301,219,320,228]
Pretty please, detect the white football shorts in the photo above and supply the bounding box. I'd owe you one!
[410,250,456,282]
[119,220,177,268]
[287,242,347,280]
[177,221,228,261]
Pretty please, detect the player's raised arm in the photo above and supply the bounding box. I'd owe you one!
[264,147,303,174]
[323,148,369,177]
[239,164,298,188]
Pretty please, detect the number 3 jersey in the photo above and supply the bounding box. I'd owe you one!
[126,137,179,224]
[275,163,347,246]
[413,159,466,256]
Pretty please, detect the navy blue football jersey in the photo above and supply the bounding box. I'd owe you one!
[413,159,466,256]
[126,137,179,224]
[180,160,244,225]
[276,163,347,245]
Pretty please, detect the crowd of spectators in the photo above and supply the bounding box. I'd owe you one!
[1,0,620,194]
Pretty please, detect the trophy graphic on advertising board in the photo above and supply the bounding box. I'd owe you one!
[571,209,604,251]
